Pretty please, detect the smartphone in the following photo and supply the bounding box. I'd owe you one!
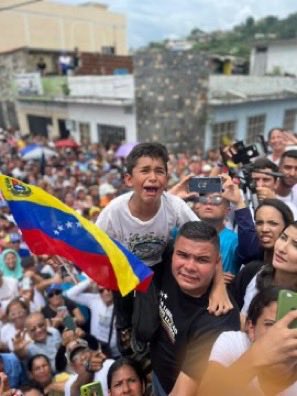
[80,381,103,396]
[276,289,297,328]
[188,177,222,195]
[63,315,76,331]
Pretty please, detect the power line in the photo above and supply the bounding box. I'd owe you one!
[0,0,43,12]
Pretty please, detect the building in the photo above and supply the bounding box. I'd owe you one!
[0,0,127,55]
[0,46,132,130]
[205,75,297,149]
[250,39,297,76]
[133,49,297,152]
[134,48,209,152]
[15,74,137,146]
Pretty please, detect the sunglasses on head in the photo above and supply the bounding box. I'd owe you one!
[48,290,62,298]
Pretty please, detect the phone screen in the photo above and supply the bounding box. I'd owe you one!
[276,289,297,328]
[63,315,76,331]
[188,177,222,195]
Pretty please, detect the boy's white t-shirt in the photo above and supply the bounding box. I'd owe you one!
[96,191,197,266]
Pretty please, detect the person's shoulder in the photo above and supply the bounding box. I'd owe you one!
[99,192,132,213]
[3,276,18,286]
[193,298,240,333]
[220,227,237,239]
[47,326,61,338]
[162,191,187,205]
[215,330,249,344]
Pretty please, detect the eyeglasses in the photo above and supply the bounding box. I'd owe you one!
[199,195,224,205]
[28,322,46,333]
[47,290,62,298]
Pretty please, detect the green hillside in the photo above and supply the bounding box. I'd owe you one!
[188,13,297,58]
[149,13,297,58]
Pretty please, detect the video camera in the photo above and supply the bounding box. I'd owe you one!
[221,136,270,209]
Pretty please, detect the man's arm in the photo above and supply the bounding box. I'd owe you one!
[70,371,94,396]
[170,371,197,396]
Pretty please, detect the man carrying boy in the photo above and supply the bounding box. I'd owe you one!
[150,221,240,395]
[96,143,231,352]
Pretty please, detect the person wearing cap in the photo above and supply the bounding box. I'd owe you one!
[99,183,117,208]
[0,249,23,280]
[64,337,114,396]
[42,285,85,333]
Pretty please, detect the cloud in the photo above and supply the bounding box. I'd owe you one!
[56,0,297,48]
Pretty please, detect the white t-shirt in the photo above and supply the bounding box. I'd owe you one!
[64,280,118,356]
[276,185,297,219]
[241,275,258,315]
[209,330,297,396]
[64,359,114,396]
[0,277,18,310]
[96,191,197,266]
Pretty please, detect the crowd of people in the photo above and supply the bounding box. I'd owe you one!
[0,127,296,395]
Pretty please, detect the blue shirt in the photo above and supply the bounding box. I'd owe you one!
[219,227,239,275]
[0,353,25,388]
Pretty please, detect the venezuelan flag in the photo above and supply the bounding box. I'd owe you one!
[0,175,153,296]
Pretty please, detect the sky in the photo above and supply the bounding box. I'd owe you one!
[56,0,297,49]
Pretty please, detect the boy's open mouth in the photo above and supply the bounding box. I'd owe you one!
[144,187,158,193]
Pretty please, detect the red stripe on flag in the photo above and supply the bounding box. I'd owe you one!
[22,229,119,290]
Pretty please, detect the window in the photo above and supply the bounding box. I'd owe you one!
[79,122,91,145]
[101,46,115,55]
[246,114,266,144]
[97,124,125,148]
[283,109,297,131]
[212,120,236,148]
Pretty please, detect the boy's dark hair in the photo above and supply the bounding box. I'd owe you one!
[251,157,279,180]
[254,198,293,228]
[280,149,297,165]
[177,221,220,251]
[107,357,146,390]
[247,286,281,325]
[125,143,169,174]
[268,127,284,141]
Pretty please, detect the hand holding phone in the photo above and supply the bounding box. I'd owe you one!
[80,381,103,396]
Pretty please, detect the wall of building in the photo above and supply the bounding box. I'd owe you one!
[16,99,68,138]
[77,53,132,75]
[266,43,297,76]
[68,102,136,144]
[205,98,297,149]
[0,0,127,55]
[209,75,297,99]
[0,49,31,129]
[134,49,209,152]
